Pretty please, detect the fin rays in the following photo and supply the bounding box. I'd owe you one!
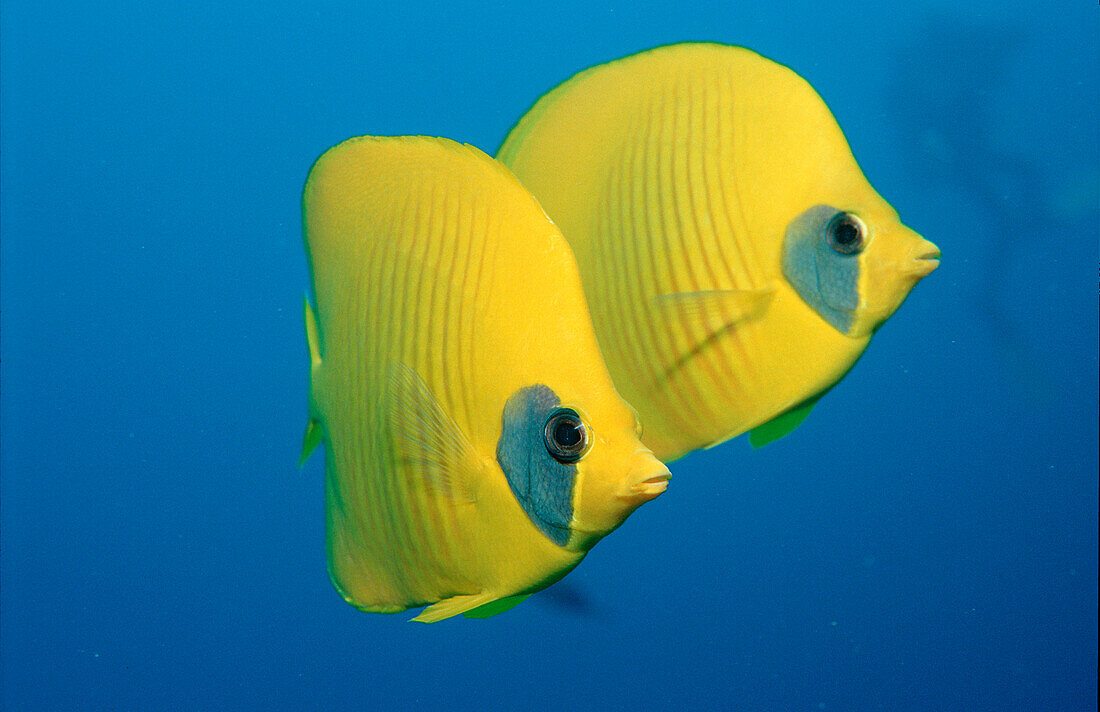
[648,288,775,390]
[387,363,480,503]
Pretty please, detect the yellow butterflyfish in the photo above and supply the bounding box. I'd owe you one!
[498,43,940,461]
[301,136,669,622]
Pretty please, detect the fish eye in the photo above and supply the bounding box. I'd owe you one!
[825,212,867,255]
[543,408,590,463]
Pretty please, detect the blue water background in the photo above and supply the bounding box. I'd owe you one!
[2,1,1096,710]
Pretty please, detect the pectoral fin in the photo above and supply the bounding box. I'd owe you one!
[388,363,481,502]
[411,592,497,623]
[650,287,775,386]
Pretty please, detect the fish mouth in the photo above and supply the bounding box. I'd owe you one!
[622,472,671,503]
[617,449,670,505]
[905,246,941,278]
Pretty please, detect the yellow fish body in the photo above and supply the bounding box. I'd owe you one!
[301,136,669,622]
[499,43,941,461]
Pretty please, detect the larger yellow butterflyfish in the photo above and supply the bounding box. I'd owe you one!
[498,43,940,461]
[300,136,669,622]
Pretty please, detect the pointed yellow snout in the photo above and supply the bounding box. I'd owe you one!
[904,235,941,279]
[567,447,670,552]
[619,450,671,506]
[848,223,940,336]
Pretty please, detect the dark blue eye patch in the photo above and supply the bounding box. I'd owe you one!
[496,385,576,546]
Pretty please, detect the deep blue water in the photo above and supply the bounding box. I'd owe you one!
[2,1,1096,710]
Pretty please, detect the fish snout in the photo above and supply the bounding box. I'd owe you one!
[568,448,670,550]
[904,237,941,279]
[620,452,671,504]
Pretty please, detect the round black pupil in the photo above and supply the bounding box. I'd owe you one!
[834,219,859,245]
[554,418,581,448]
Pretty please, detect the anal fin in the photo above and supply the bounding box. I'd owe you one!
[299,419,323,467]
[748,389,829,449]
[463,594,531,619]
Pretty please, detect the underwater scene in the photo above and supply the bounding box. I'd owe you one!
[1,0,1096,710]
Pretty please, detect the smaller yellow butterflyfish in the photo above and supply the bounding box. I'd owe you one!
[301,136,669,622]
[499,43,940,461]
